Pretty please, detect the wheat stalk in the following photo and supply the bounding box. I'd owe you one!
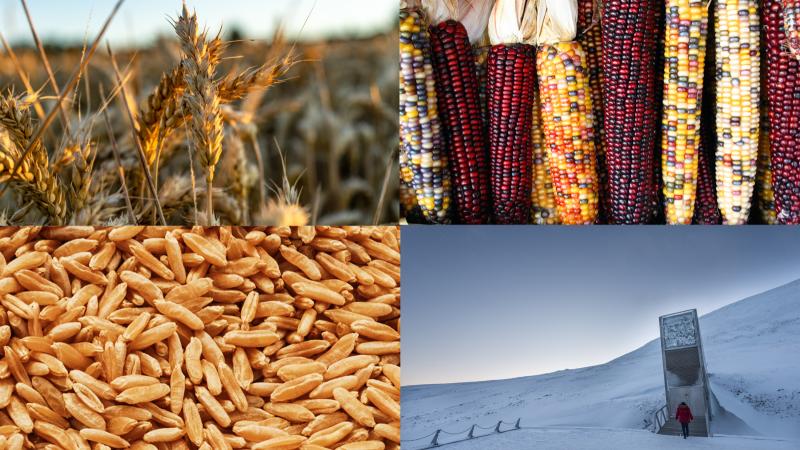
[175,4,223,225]
[0,94,67,223]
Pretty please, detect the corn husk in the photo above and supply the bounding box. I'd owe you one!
[488,0,538,45]
[423,0,496,43]
[535,0,578,44]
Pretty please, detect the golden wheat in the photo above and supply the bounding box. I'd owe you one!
[0,3,396,225]
[0,95,67,222]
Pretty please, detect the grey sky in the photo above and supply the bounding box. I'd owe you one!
[1,0,396,47]
[403,226,800,386]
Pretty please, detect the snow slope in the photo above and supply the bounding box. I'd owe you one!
[402,278,800,443]
[428,427,799,450]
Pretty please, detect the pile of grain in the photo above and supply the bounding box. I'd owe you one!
[0,225,400,449]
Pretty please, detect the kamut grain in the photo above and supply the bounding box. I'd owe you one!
[0,226,400,448]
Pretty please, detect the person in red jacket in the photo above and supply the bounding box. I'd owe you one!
[676,402,694,439]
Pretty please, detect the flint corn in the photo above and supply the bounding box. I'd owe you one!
[714,0,759,224]
[537,42,600,225]
[487,44,536,223]
[601,0,661,224]
[399,7,452,223]
[429,19,491,224]
[661,0,709,224]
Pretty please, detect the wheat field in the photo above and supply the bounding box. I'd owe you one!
[0,2,398,226]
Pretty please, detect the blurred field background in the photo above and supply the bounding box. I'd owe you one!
[0,0,399,225]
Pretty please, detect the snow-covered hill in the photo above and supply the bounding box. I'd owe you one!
[402,278,800,443]
[430,427,799,450]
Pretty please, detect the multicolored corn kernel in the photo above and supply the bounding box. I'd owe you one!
[661,0,709,224]
[530,84,559,224]
[487,44,536,224]
[429,20,491,224]
[537,42,600,225]
[399,8,452,223]
[601,0,661,224]
[693,141,722,224]
[765,0,800,224]
[714,0,759,225]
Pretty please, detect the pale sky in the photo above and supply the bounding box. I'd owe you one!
[1,0,396,47]
[403,226,800,386]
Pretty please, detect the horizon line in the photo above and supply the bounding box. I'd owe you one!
[403,275,797,388]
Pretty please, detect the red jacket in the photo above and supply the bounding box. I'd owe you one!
[676,404,694,424]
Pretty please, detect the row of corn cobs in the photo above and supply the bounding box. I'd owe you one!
[399,0,800,224]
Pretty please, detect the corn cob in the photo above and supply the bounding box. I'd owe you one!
[399,7,452,223]
[661,0,709,224]
[486,44,536,223]
[429,20,491,224]
[530,83,560,224]
[601,0,661,224]
[536,0,600,225]
[486,0,538,223]
[765,0,800,223]
[785,0,800,58]
[713,0,759,224]
[578,0,607,220]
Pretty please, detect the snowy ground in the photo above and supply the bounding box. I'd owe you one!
[404,427,799,450]
[402,279,800,445]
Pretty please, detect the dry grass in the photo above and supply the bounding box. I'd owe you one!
[0,3,398,225]
[0,225,400,449]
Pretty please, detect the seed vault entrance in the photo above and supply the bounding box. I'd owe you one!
[658,309,711,437]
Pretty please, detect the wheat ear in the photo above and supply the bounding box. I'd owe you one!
[137,65,185,166]
[0,94,67,223]
[175,4,223,224]
[137,37,227,168]
[217,52,295,102]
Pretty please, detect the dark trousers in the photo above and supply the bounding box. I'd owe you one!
[681,422,689,438]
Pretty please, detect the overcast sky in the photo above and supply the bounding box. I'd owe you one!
[403,227,800,386]
[1,0,396,47]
